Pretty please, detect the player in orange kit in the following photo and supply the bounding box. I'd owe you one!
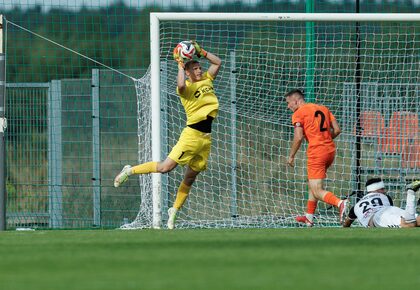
[285,89,347,227]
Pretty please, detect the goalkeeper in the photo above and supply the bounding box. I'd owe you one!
[114,40,222,230]
[343,178,420,228]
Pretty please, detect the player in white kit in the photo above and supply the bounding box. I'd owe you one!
[342,178,420,228]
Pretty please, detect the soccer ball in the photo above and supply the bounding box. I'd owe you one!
[177,41,196,59]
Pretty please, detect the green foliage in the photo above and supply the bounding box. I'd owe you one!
[4,1,419,83]
[5,3,158,82]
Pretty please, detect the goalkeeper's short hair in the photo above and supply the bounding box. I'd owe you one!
[185,60,200,70]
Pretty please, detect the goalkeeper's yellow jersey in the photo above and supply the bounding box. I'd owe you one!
[176,71,219,125]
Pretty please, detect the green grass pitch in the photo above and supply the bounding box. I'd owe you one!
[1,228,419,290]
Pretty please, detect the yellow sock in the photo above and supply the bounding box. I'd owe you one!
[173,182,191,210]
[131,162,158,174]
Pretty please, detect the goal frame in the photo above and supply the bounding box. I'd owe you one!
[149,12,420,229]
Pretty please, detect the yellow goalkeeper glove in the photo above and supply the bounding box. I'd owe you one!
[191,40,207,58]
[173,45,184,68]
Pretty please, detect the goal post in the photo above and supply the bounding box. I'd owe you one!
[137,12,420,229]
[150,15,162,229]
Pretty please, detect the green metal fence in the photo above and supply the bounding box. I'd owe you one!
[6,69,145,229]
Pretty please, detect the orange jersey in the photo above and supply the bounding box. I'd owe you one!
[292,103,336,157]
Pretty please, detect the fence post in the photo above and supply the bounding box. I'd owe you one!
[92,69,101,226]
[0,15,6,231]
[48,80,63,228]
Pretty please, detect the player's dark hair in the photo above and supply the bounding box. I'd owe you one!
[366,177,382,187]
[185,60,200,70]
[285,89,304,99]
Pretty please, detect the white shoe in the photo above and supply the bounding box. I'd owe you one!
[167,207,178,230]
[114,165,131,187]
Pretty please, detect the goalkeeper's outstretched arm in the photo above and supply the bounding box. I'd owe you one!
[191,40,222,78]
[205,51,222,78]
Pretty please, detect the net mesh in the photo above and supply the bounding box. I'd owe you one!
[120,68,153,229]
[128,20,420,228]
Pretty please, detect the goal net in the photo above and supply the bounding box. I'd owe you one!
[126,13,420,229]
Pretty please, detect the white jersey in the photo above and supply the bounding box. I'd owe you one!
[352,192,393,227]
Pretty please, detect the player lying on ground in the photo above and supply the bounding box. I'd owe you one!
[343,178,420,228]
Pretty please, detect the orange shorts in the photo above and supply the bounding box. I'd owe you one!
[307,150,335,179]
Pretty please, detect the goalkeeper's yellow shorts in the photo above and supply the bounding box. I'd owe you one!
[168,126,212,172]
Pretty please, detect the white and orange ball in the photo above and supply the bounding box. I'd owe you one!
[177,41,196,60]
